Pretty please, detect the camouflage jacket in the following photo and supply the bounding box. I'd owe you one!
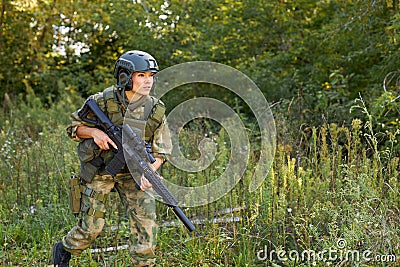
[66,87,172,180]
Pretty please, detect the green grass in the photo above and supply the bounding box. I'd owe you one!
[1,92,399,266]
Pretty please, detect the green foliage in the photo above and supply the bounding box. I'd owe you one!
[2,0,400,128]
[1,0,400,266]
[1,93,400,265]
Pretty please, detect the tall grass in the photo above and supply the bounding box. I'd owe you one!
[0,91,399,266]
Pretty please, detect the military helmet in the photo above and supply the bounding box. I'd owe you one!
[113,50,159,91]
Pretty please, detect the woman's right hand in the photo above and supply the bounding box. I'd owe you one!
[76,125,117,150]
[92,129,118,150]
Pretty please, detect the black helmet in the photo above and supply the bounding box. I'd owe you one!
[113,50,159,91]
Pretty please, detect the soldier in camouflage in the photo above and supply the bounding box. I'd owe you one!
[52,50,172,267]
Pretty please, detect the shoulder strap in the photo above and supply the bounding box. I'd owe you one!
[91,87,125,125]
[102,87,114,115]
[143,96,166,141]
[104,87,125,118]
[148,97,166,124]
[92,87,113,111]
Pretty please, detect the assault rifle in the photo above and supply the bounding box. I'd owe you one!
[78,98,195,232]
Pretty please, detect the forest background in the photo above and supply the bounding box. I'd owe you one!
[1,0,400,266]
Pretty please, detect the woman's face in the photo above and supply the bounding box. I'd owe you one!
[128,72,155,101]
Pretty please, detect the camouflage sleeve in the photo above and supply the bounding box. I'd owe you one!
[151,116,172,157]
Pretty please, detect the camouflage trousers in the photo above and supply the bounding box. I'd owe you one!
[62,174,158,267]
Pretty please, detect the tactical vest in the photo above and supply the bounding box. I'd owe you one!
[93,87,165,142]
[77,87,165,182]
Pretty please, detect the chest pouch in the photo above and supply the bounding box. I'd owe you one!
[77,138,101,163]
[77,138,111,183]
[124,117,146,141]
[123,117,148,175]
